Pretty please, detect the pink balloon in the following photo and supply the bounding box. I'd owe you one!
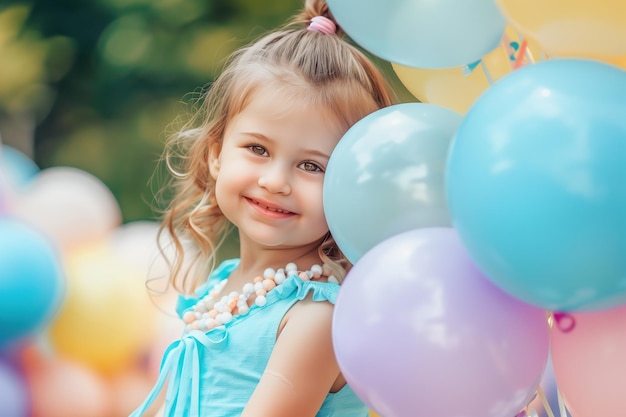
[551,305,626,417]
[26,357,112,417]
[333,228,550,417]
[109,367,164,417]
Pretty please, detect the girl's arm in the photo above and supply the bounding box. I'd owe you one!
[241,297,341,417]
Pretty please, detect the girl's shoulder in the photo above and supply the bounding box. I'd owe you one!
[276,277,340,336]
[285,292,335,325]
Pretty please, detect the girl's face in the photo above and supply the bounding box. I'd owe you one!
[210,84,344,251]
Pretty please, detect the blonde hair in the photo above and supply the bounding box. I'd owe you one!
[158,0,395,294]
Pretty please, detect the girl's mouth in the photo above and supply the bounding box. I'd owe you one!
[247,198,295,216]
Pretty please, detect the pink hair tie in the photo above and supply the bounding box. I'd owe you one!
[307,16,336,35]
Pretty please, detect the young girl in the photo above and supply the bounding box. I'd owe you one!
[132,1,395,415]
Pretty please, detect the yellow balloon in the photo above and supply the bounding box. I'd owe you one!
[549,53,626,70]
[393,26,542,113]
[496,0,626,58]
[47,243,155,375]
[608,55,626,70]
[580,54,626,71]
[369,410,382,417]
[393,61,490,114]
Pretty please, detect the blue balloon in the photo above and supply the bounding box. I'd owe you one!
[0,145,39,189]
[327,0,506,69]
[0,216,65,348]
[324,102,462,263]
[446,58,626,312]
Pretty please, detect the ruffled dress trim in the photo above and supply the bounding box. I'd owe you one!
[130,263,340,417]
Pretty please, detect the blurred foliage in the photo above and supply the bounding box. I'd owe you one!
[0,0,413,223]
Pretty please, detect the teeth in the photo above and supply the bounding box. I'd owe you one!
[254,200,288,213]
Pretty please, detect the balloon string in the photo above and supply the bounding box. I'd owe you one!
[537,386,557,417]
[515,407,539,417]
[480,59,494,85]
[524,47,536,65]
[557,387,569,417]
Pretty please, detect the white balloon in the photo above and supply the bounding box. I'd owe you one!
[15,166,122,250]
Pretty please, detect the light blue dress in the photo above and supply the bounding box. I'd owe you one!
[130,259,369,417]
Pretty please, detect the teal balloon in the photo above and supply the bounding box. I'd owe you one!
[324,103,462,263]
[327,0,506,69]
[0,178,8,214]
[0,217,65,348]
[446,58,626,312]
[0,145,39,189]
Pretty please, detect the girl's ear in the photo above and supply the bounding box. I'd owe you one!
[208,141,222,180]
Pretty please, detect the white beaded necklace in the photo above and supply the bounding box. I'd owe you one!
[182,262,338,333]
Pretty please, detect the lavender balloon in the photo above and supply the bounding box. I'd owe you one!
[333,228,550,417]
[0,358,29,417]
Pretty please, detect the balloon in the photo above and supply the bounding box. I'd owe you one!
[324,103,461,263]
[47,243,155,375]
[333,228,550,417]
[14,166,122,251]
[0,358,29,417]
[446,58,626,312]
[550,305,626,417]
[109,367,164,417]
[0,173,9,214]
[0,145,39,189]
[327,0,506,69]
[108,221,187,315]
[25,356,111,417]
[496,0,626,59]
[108,220,172,289]
[553,53,626,71]
[393,26,543,113]
[0,217,65,348]
[608,55,626,70]
[0,145,39,212]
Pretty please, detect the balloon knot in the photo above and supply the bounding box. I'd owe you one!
[462,59,481,76]
[553,312,576,332]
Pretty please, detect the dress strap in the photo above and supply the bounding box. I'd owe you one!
[175,259,240,318]
[129,330,224,417]
[272,275,340,305]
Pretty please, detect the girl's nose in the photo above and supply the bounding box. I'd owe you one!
[257,164,291,195]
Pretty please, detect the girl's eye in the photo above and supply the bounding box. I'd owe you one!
[248,145,267,156]
[299,161,324,172]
